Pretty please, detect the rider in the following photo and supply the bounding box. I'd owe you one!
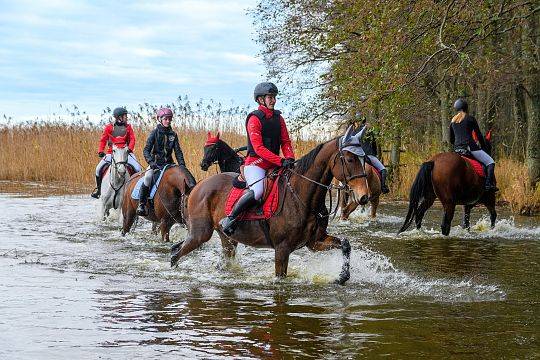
[219,82,296,235]
[449,98,498,191]
[137,107,195,216]
[91,107,141,199]
[353,115,389,194]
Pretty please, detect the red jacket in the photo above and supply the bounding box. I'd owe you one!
[98,122,136,154]
[245,105,295,170]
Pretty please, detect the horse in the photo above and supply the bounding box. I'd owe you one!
[398,135,496,236]
[121,165,196,242]
[100,145,130,220]
[170,127,367,285]
[339,162,382,220]
[200,131,244,173]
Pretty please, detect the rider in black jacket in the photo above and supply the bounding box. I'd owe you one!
[137,107,195,216]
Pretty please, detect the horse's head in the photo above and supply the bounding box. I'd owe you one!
[334,126,369,205]
[111,145,129,176]
[201,131,221,171]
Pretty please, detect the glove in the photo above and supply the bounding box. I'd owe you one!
[127,148,133,153]
[281,158,295,169]
[98,152,105,158]
[149,162,159,170]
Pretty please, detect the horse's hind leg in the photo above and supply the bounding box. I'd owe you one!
[151,222,159,235]
[370,196,379,218]
[486,204,497,228]
[415,195,435,230]
[462,204,473,230]
[170,218,214,266]
[441,203,456,236]
[160,217,174,242]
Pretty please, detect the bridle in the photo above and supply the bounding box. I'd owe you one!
[109,150,128,209]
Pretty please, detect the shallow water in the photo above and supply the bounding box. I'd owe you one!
[0,192,538,358]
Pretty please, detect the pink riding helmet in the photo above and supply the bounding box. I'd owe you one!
[157,107,173,119]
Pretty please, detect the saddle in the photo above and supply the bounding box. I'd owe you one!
[224,167,284,220]
[454,149,485,178]
[99,163,137,178]
[131,164,175,200]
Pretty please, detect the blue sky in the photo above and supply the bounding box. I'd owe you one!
[0,0,266,121]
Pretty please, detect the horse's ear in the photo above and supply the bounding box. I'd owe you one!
[216,131,221,139]
[340,125,354,149]
[486,130,492,142]
[207,131,211,139]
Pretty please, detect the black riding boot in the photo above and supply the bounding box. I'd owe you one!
[219,189,257,235]
[380,169,390,194]
[485,164,499,192]
[91,175,102,198]
[137,184,150,216]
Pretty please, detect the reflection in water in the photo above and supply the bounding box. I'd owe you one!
[0,194,538,358]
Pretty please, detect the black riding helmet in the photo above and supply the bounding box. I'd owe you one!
[453,98,468,112]
[113,107,128,119]
[253,82,278,102]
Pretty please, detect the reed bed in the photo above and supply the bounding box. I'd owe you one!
[1,121,538,214]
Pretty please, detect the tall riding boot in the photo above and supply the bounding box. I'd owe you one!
[219,189,257,235]
[380,169,390,194]
[91,175,102,198]
[137,184,150,216]
[485,164,499,192]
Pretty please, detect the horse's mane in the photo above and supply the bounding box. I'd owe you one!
[295,138,338,174]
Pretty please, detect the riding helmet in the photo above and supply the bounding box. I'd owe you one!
[453,98,468,112]
[113,107,128,118]
[253,82,279,102]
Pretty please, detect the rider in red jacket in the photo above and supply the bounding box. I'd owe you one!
[91,107,142,198]
[220,82,296,235]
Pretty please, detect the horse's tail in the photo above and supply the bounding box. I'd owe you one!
[398,161,434,233]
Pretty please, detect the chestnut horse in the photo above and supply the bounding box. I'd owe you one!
[339,163,382,220]
[200,131,244,173]
[398,152,496,236]
[121,165,196,241]
[171,129,367,284]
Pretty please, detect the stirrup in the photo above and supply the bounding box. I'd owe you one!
[381,185,390,194]
[91,189,100,199]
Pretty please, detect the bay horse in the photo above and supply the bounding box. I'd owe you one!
[100,145,131,220]
[200,131,245,173]
[398,135,496,236]
[339,162,382,220]
[121,165,196,241]
[170,127,367,284]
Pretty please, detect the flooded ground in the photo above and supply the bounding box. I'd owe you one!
[0,187,538,358]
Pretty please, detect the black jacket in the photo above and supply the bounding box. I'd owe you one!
[143,124,186,167]
[449,115,486,152]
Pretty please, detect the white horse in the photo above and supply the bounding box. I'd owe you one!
[100,145,130,220]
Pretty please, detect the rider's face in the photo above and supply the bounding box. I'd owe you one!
[160,116,172,127]
[262,94,276,109]
[117,114,127,123]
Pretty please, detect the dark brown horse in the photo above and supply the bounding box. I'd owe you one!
[398,152,496,236]
[200,131,244,173]
[171,129,367,284]
[121,165,196,241]
[340,163,382,220]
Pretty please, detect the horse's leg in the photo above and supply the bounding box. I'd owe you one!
[217,232,238,261]
[339,190,351,220]
[462,204,473,230]
[486,204,497,228]
[307,234,351,285]
[151,222,158,235]
[441,203,456,236]
[160,217,174,242]
[170,218,214,266]
[415,195,435,230]
[121,204,136,236]
[370,196,379,218]
[341,201,358,220]
[274,244,291,278]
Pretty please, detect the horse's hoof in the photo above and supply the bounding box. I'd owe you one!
[334,272,350,285]
[171,241,183,253]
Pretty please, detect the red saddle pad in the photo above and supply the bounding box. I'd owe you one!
[100,163,137,178]
[461,156,485,177]
[225,173,282,221]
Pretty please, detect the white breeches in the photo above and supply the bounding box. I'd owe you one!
[143,167,154,187]
[95,154,142,176]
[367,155,386,171]
[471,150,495,166]
[244,165,266,200]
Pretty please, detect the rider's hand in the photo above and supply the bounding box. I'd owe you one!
[127,148,132,153]
[281,158,295,169]
[98,152,105,158]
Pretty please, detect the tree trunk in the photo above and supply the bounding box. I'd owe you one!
[438,81,451,151]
